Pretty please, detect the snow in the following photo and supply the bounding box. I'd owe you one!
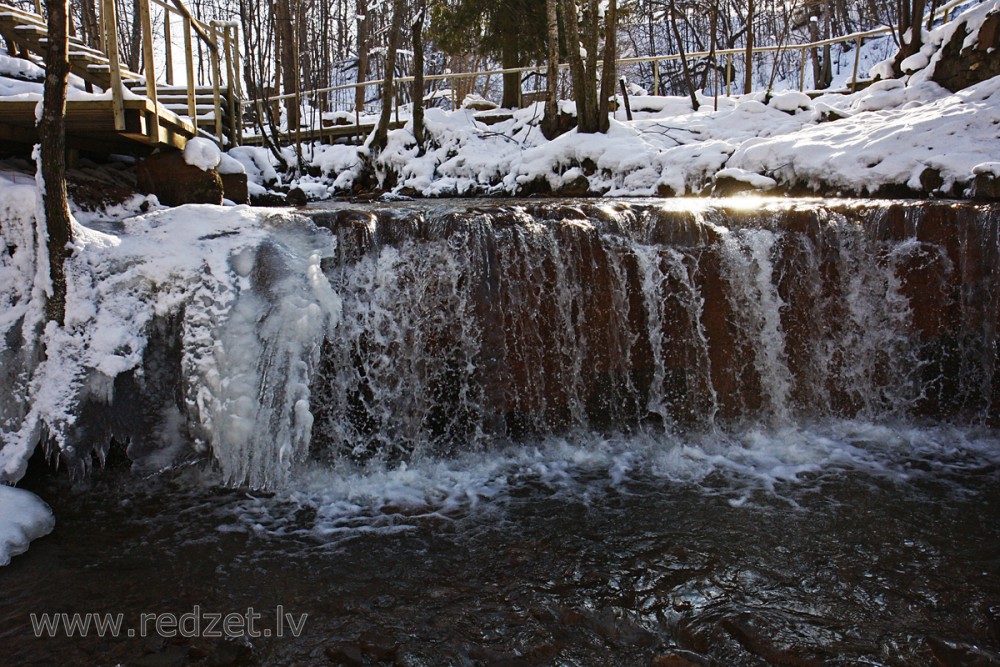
[715,168,777,190]
[973,162,1000,176]
[217,153,246,175]
[768,90,812,113]
[183,138,222,171]
[0,485,54,566]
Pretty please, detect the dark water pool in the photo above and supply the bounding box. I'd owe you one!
[2,425,1000,666]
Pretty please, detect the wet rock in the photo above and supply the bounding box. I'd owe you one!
[515,176,553,197]
[971,171,1000,201]
[919,168,944,196]
[650,649,711,667]
[220,172,248,205]
[554,174,593,197]
[286,187,308,206]
[248,191,289,207]
[136,150,223,206]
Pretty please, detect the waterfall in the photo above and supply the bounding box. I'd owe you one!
[300,200,999,470]
[2,199,997,490]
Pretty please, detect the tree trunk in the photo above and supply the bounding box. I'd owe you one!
[355,0,370,113]
[744,0,754,93]
[275,0,298,130]
[370,0,404,152]
[500,33,520,108]
[669,0,699,110]
[893,0,927,73]
[561,0,591,131]
[541,0,561,138]
[581,0,600,131]
[39,0,74,326]
[128,0,142,71]
[412,2,426,149]
[598,0,617,131]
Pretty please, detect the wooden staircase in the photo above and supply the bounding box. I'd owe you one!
[125,83,233,139]
[0,0,240,153]
[0,4,142,90]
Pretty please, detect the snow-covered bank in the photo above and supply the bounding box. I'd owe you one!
[0,485,54,566]
[227,1,1000,202]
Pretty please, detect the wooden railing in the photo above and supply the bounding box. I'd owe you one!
[102,0,242,146]
[246,0,975,140]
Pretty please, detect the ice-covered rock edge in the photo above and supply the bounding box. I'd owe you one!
[0,187,340,490]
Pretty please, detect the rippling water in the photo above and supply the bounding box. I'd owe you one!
[3,420,999,666]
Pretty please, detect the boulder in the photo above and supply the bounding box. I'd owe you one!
[931,9,1000,92]
[220,172,248,204]
[971,167,1000,201]
[136,151,223,206]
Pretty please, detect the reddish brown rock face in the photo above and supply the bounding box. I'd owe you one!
[307,200,1000,461]
[136,150,223,206]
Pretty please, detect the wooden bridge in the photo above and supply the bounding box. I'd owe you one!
[0,0,240,154]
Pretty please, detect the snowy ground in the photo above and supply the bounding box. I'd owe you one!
[224,0,1000,201]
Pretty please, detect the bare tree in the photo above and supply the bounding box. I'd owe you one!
[370,0,405,152]
[355,0,370,114]
[669,0,699,110]
[893,0,927,73]
[541,0,561,138]
[412,0,426,149]
[39,0,74,325]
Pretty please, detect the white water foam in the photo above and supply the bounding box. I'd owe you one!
[218,421,1000,542]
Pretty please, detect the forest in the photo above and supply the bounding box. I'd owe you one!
[12,0,938,144]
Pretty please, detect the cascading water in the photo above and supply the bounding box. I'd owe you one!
[293,200,998,476]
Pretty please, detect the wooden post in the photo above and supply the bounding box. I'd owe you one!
[224,25,237,147]
[653,60,659,96]
[33,0,41,15]
[211,30,223,143]
[726,52,732,96]
[164,9,173,85]
[851,36,862,92]
[138,0,160,143]
[799,47,806,91]
[618,77,632,121]
[101,0,125,130]
[232,22,243,145]
[183,15,195,122]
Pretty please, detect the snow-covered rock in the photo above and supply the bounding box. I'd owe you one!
[0,485,54,566]
[183,138,222,172]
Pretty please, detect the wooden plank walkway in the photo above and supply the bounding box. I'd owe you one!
[0,98,200,153]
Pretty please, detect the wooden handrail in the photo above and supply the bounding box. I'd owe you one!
[149,0,218,51]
